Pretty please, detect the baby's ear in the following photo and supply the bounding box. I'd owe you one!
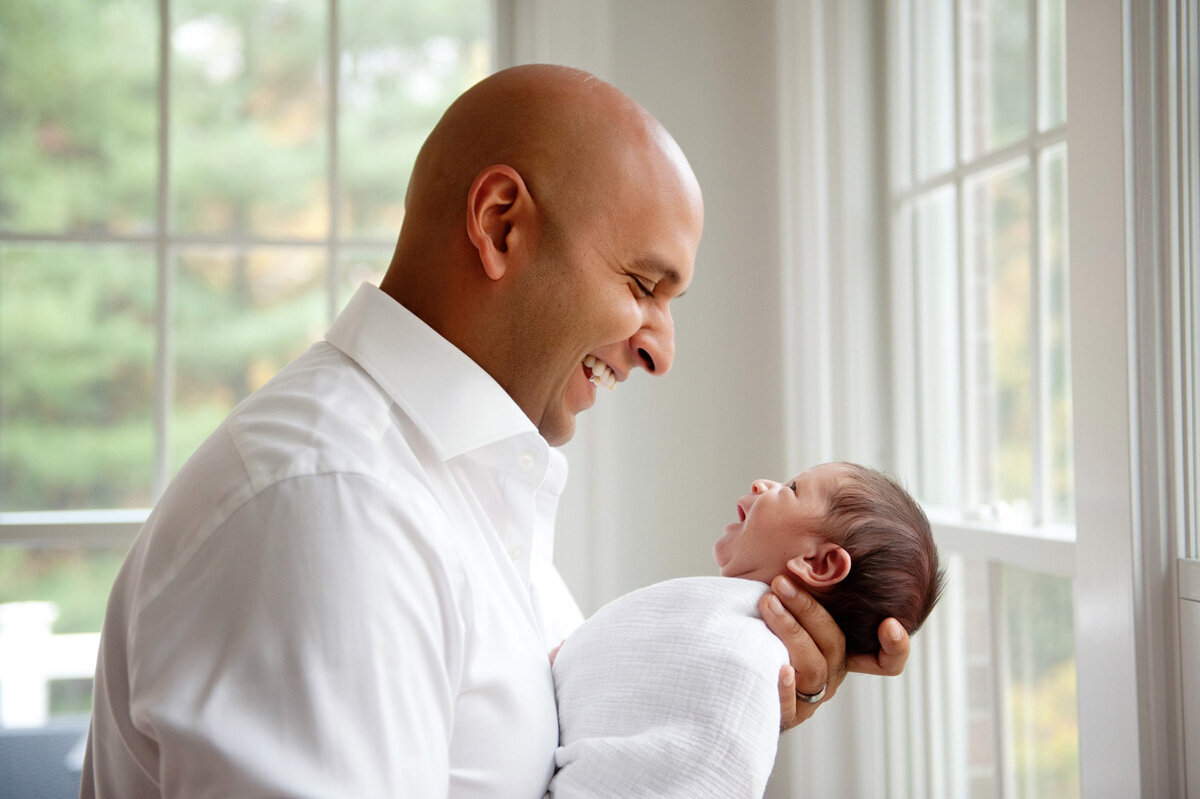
[788,544,851,589]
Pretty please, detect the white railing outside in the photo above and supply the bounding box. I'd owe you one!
[0,602,99,729]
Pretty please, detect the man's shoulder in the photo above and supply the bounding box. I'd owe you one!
[152,341,448,546]
[222,341,431,489]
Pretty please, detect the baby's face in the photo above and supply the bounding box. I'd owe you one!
[712,463,844,584]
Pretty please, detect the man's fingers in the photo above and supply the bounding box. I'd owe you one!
[846,617,911,677]
[777,665,799,731]
[773,572,848,692]
[759,590,827,694]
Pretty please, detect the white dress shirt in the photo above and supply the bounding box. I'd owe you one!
[82,284,584,799]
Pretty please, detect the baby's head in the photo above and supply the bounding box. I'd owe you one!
[713,462,944,655]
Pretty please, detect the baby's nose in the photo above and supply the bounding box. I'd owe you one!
[751,480,774,494]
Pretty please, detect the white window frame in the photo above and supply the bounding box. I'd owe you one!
[778,0,1196,796]
[884,1,1078,796]
[0,0,496,552]
[1069,0,1196,795]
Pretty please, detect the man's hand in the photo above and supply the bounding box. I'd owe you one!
[759,574,911,731]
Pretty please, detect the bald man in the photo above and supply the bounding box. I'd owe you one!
[81,65,908,798]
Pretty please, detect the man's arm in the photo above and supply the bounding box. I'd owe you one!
[758,573,911,730]
[127,474,462,796]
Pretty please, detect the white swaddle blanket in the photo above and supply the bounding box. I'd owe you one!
[549,576,788,799]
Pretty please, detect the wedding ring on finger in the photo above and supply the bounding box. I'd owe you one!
[795,683,827,704]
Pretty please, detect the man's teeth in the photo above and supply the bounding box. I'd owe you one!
[583,355,616,390]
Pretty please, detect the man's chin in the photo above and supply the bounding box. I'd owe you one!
[537,411,577,447]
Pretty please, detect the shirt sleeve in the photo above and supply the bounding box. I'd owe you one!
[127,472,464,798]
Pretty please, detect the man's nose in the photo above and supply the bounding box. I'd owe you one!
[630,305,675,375]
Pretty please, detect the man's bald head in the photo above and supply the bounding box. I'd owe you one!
[396,63,698,250]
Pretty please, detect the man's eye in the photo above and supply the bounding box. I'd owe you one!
[631,276,655,297]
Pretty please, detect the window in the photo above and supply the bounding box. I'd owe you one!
[887,0,1077,796]
[0,0,491,759]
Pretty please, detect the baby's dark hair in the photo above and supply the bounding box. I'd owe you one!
[808,463,945,655]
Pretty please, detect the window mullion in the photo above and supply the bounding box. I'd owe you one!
[327,0,340,322]
[890,125,1065,207]
[941,557,969,797]
[922,596,948,799]
[988,561,1015,798]
[953,0,973,515]
[1031,146,1047,528]
[1029,0,1047,528]
[909,0,919,187]
[153,0,173,502]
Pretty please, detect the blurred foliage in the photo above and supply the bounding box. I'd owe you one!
[962,0,1030,156]
[1009,659,1080,798]
[1004,565,1075,680]
[1,247,158,509]
[1004,565,1079,796]
[986,162,1035,514]
[0,548,126,634]
[0,0,487,640]
[0,0,159,233]
[1,0,486,512]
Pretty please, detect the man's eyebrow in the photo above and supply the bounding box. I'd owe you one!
[634,257,689,297]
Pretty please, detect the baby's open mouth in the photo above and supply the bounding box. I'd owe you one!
[737,503,746,522]
[583,355,616,390]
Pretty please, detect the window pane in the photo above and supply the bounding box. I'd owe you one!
[172,247,326,469]
[915,186,963,507]
[1000,563,1080,797]
[337,247,390,308]
[961,0,1030,159]
[0,0,157,235]
[1040,145,1072,523]
[914,0,956,179]
[940,555,1000,797]
[1,246,155,512]
[339,0,490,240]
[0,549,123,721]
[171,0,328,238]
[965,160,1032,521]
[928,557,1079,797]
[1037,0,1065,130]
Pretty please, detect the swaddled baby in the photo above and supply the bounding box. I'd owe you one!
[548,462,945,799]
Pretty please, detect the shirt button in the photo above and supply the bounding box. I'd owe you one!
[518,453,535,469]
[507,544,524,561]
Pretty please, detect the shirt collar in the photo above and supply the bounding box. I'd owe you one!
[325,283,543,461]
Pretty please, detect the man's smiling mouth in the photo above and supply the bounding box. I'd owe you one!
[583,354,617,390]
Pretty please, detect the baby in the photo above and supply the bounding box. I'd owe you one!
[548,462,944,799]
[712,461,943,655]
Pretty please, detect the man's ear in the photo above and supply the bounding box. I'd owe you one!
[465,164,533,281]
[789,543,852,589]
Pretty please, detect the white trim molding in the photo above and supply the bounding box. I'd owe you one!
[1068,0,1193,795]
[927,514,1076,578]
[0,510,145,548]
